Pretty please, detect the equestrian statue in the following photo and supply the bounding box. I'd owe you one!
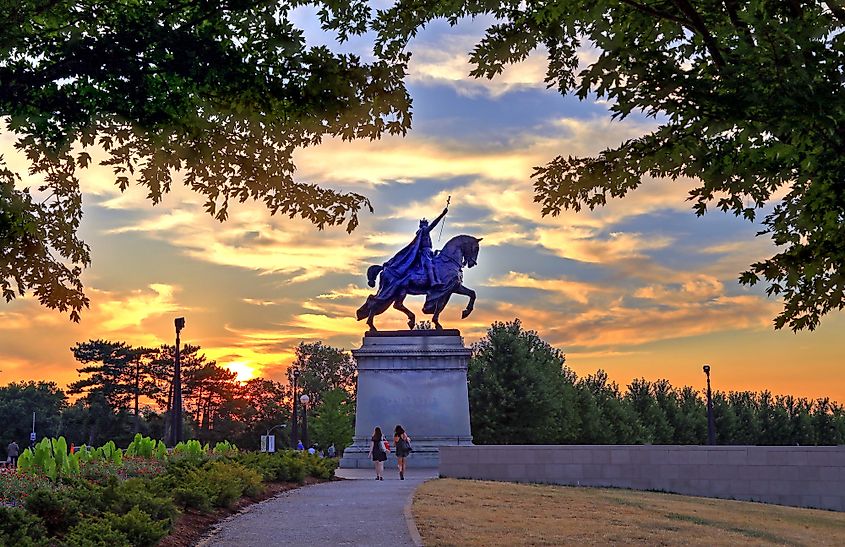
[356,202,482,332]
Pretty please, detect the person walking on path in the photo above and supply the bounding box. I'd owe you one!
[368,426,388,480]
[327,443,336,458]
[6,440,20,468]
[394,425,412,480]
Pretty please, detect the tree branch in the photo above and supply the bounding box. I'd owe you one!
[671,0,726,67]
[824,1,845,24]
[618,0,691,27]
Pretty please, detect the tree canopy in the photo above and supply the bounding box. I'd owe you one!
[0,0,409,320]
[3,1,843,331]
[372,0,845,331]
[467,319,845,445]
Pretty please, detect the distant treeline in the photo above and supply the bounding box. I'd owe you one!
[469,320,845,446]
[1,340,355,457]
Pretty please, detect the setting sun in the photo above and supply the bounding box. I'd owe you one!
[222,361,258,383]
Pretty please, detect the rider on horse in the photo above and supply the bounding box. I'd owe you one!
[375,206,448,289]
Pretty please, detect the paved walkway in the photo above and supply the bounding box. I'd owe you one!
[201,468,438,546]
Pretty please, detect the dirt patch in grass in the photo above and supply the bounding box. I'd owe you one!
[413,479,845,546]
[160,477,326,547]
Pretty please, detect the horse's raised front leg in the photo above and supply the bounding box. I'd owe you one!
[452,284,476,319]
[393,293,415,330]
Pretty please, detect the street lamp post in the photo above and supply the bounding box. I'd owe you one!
[703,364,716,445]
[171,317,186,446]
[300,394,310,450]
[290,369,300,448]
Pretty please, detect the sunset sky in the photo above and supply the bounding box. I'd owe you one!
[1,12,843,402]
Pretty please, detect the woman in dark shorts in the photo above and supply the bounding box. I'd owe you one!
[368,426,387,480]
[394,425,412,480]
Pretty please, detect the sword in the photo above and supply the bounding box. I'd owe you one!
[438,195,451,242]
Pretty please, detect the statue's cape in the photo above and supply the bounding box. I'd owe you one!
[384,228,425,277]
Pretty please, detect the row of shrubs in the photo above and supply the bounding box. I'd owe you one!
[0,436,337,546]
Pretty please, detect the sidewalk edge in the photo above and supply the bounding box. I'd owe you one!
[404,478,433,547]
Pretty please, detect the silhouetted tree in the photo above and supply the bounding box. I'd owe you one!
[374,1,845,331]
[1,2,406,320]
[288,342,357,406]
[0,381,66,454]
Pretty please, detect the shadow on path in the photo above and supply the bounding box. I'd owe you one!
[201,468,438,546]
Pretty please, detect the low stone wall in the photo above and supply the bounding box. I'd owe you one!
[439,445,845,512]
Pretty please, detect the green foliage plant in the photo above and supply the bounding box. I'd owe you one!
[0,506,49,546]
[172,440,205,464]
[64,517,130,547]
[212,441,238,457]
[23,488,81,536]
[154,441,168,462]
[125,434,156,459]
[103,508,169,547]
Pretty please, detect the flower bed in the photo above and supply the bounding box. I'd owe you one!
[0,435,338,546]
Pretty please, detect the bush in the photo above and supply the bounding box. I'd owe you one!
[106,508,169,547]
[300,453,338,480]
[232,451,310,483]
[209,461,263,499]
[23,488,81,536]
[0,506,49,546]
[172,486,212,512]
[202,461,249,508]
[106,479,176,526]
[64,517,130,547]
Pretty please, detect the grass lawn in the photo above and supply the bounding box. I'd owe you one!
[412,479,845,546]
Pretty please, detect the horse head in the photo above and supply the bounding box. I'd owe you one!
[464,236,482,268]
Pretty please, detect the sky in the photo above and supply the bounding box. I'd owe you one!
[1,12,843,402]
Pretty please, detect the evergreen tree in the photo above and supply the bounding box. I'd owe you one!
[468,319,576,444]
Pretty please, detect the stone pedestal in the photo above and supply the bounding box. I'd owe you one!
[340,330,473,469]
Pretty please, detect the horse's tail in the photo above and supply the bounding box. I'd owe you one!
[366,265,383,288]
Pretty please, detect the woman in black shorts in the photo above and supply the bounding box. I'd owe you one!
[368,426,387,480]
[394,425,412,480]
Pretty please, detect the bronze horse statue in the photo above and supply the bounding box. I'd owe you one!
[356,234,482,331]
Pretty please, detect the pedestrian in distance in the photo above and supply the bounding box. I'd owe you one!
[296,440,304,451]
[368,426,388,480]
[327,443,336,458]
[6,440,20,468]
[394,425,412,480]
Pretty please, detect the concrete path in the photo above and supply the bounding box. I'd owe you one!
[201,468,438,547]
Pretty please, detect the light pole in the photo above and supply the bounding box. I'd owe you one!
[290,369,300,448]
[300,394,310,450]
[703,364,716,445]
[171,317,185,446]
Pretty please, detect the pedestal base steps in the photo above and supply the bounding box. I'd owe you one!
[340,330,473,469]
